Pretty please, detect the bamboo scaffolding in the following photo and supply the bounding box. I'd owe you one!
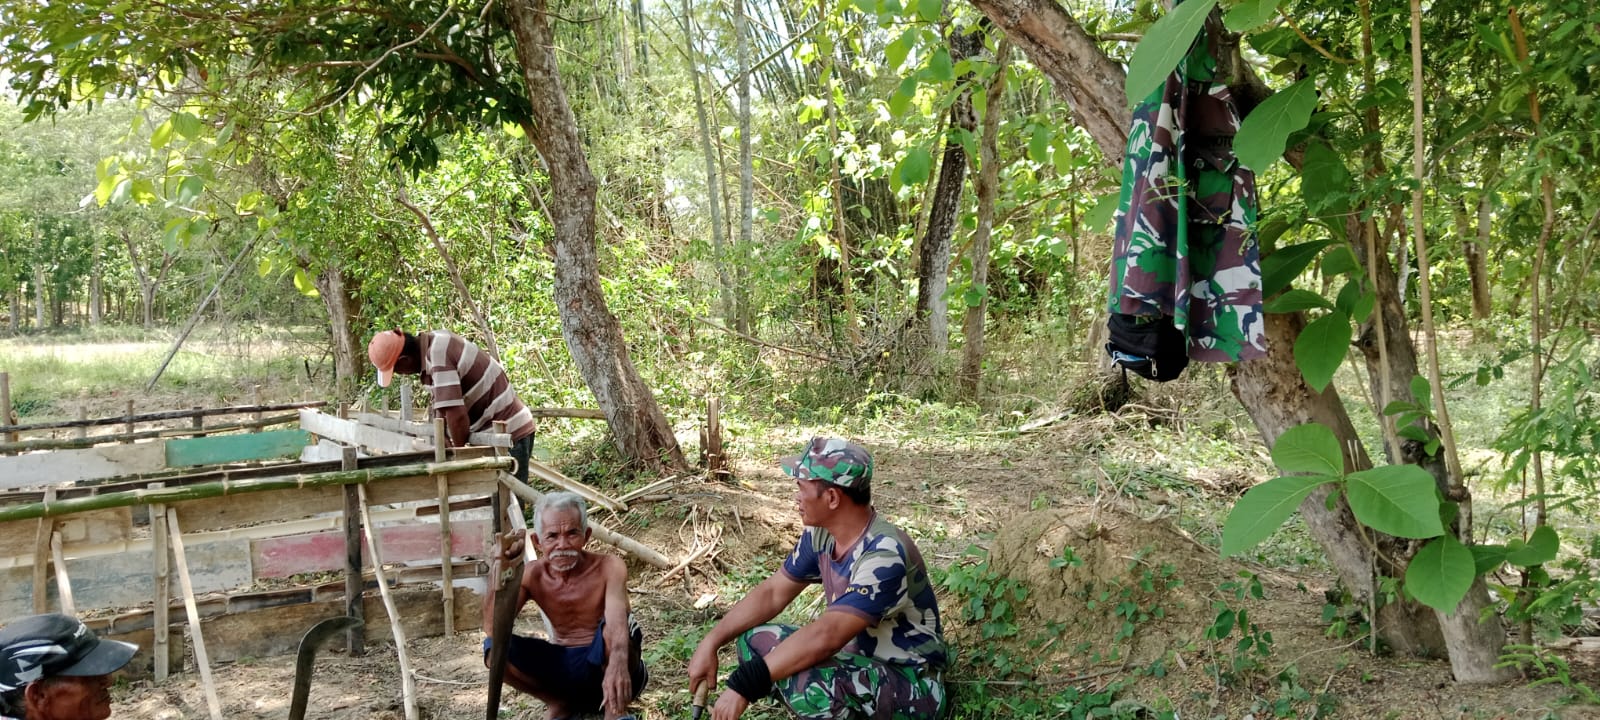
[0,401,327,434]
[0,457,512,523]
[0,413,301,453]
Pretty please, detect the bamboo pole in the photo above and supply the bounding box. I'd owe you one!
[50,530,74,615]
[434,418,454,636]
[251,386,263,433]
[0,457,512,523]
[357,483,419,720]
[168,508,224,720]
[498,475,672,569]
[0,401,328,434]
[32,488,53,613]
[150,483,170,684]
[341,447,365,656]
[74,393,88,440]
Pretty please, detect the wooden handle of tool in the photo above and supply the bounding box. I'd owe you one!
[693,682,710,706]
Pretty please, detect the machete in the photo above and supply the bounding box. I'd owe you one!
[690,682,711,719]
[289,615,364,720]
[485,530,525,719]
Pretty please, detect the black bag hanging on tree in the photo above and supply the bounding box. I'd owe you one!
[1106,313,1190,382]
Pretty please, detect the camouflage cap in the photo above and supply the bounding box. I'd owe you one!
[780,436,872,489]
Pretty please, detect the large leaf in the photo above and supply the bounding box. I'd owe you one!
[1506,525,1559,567]
[1301,141,1353,216]
[1261,239,1331,296]
[1234,80,1317,172]
[1224,0,1281,32]
[927,48,954,82]
[1270,422,1343,476]
[1264,289,1333,313]
[1294,310,1351,393]
[1124,0,1220,109]
[1085,191,1119,232]
[1405,535,1475,613]
[889,76,918,117]
[1345,464,1444,539]
[897,147,933,185]
[172,111,204,140]
[293,268,321,298]
[1221,474,1333,557]
[1471,544,1509,574]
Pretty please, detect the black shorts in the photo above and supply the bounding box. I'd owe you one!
[484,618,647,709]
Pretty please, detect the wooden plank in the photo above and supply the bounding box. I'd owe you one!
[0,414,305,455]
[355,414,511,448]
[167,508,224,720]
[0,537,252,620]
[299,409,426,454]
[172,467,499,533]
[251,519,491,579]
[343,448,364,657]
[0,442,166,489]
[197,585,482,666]
[164,429,310,467]
[0,401,328,434]
[435,418,454,636]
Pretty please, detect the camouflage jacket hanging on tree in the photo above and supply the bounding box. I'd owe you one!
[1106,28,1266,368]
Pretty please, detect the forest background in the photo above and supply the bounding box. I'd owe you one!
[1,0,1599,717]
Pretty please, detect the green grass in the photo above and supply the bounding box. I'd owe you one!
[0,325,322,422]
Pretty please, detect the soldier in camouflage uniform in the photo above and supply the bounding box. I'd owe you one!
[689,437,947,720]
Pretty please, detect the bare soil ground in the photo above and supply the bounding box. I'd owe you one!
[100,422,1600,719]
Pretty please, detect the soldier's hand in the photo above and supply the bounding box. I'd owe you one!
[687,639,719,704]
[711,688,749,720]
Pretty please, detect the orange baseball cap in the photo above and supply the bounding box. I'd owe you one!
[367,330,404,387]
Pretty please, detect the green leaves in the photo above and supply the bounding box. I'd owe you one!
[896,147,933,185]
[293,268,321,298]
[1224,0,1281,32]
[1234,80,1317,172]
[1505,525,1559,567]
[1301,141,1353,216]
[1264,288,1333,313]
[1294,310,1350,392]
[1261,239,1330,296]
[1222,474,1333,556]
[1345,464,1444,539]
[1124,0,1219,108]
[1271,422,1343,476]
[1405,534,1474,613]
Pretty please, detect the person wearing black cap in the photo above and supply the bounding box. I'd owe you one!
[0,614,137,720]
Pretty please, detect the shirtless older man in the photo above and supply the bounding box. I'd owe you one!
[483,492,646,720]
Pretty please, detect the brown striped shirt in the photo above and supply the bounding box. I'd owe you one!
[418,330,534,442]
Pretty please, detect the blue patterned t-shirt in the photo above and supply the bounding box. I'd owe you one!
[780,513,947,668]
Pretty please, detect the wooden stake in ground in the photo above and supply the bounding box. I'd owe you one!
[32,488,54,613]
[167,508,224,720]
[49,530,74,615]
[150,484,170,684]
[342,447,365,656]
[485,421,522,720]
[434,418,455,636]
[0,371,15,447]
[357,483,419,720]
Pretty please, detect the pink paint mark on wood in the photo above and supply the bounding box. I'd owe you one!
[252,519,490,579]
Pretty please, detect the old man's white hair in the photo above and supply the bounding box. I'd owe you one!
[533,492,588,534]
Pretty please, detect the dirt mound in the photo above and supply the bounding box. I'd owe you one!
[986,505,1231,668]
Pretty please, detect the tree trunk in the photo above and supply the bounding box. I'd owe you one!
[503,0,686,471]
[8,291,18,333]
[678,0,735,327]
[1231,312,1446,656]
[313,265,363,405]
[33,267,45,329]
[967,0,1511,676]
[735,0,754,336]
[89,273,102,326]
[1468,193,1493,320]
[959,43,1011,398]
[915,28,982,355]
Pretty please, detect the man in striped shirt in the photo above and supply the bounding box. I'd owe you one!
[368,328,535,483]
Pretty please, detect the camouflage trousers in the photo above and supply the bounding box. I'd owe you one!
[736,623,945,720]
